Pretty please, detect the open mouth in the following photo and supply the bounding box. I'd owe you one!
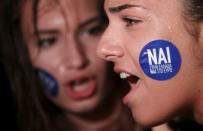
[119,72,140,104]
[69,78,90,91]
[120,72,139,85]
[66,77,96,100]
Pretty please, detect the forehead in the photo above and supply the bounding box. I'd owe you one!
[105,0,147,7]
[23,0,100,16]
[35,0,99,16]
[21,0,100,39]
[104,0,182,13]
[22,0,100,25]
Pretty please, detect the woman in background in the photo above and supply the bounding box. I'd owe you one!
[1,0,139,130]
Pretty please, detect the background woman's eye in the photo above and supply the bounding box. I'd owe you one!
[82,23,106,36]
[37,37,57,48]
[88,25,103,35]
[122,17,141,27]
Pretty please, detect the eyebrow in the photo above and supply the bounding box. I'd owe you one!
[31,30,59,39]
[79,17,99,29]
[108,4,141,13]
[36,30,59,34]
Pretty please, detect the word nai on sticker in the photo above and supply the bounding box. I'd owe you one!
[139,40,181,80]
[147,46,172,74]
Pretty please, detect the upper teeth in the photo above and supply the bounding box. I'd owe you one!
[120,72,130,79]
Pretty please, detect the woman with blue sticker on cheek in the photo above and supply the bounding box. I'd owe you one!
[97,0,203,128]
[16,0,139,130]
[22,0,110,114]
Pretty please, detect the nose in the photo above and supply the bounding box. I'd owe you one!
[69,45,88,69]
[63,37,88,69]
[97,33,124,62]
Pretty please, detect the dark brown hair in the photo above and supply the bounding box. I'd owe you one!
[1,0,69,131]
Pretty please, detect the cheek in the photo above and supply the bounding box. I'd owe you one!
[131,80,192,126]
[126,36,152,63]
[193,43,203,63]
[33,52,62,83]
[91,58,107,74]
[96,64,111,98]
[175,34,202,83]
[26,41,40,63]
[86,55,106,87]
[87,44,106,67]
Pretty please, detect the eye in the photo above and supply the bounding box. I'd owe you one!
[122,16,141,27]
[88,24,105,35]
[81,22,106,37]
[37,36,57,48]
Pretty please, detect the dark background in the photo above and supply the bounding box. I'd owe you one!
[0,62,18,130]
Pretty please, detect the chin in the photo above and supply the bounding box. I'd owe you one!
[65,97,101,114]
[132,110,171,128]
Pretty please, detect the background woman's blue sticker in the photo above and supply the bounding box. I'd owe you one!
[36,68,59,97]
[139,40,181,80]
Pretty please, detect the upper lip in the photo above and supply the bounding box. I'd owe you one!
[114,66,140,80]
[114,66,140,86]
[63,72,95,86]
[114,66,134,76]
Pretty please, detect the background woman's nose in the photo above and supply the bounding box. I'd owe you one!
[68,48,88,69]
[63,41,89,69]
[97,41,124,62]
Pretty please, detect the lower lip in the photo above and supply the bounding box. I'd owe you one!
[123,79,140,105]
[66,79,97,100]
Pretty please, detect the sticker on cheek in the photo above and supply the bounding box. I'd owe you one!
[139,40,181,80]
[36,68,59,97]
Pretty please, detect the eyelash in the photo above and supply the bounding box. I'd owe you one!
[37,37,57,48]
[122,17,141,27]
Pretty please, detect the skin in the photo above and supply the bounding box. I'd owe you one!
[19,0,126,130]
[97,0,203,127]
[21,0,132,130]
[22,0,109,113]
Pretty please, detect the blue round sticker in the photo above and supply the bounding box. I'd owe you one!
[139,40,181,80]
[36,68,59,97]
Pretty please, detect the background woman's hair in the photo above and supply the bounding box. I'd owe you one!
[1,0,62,131]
